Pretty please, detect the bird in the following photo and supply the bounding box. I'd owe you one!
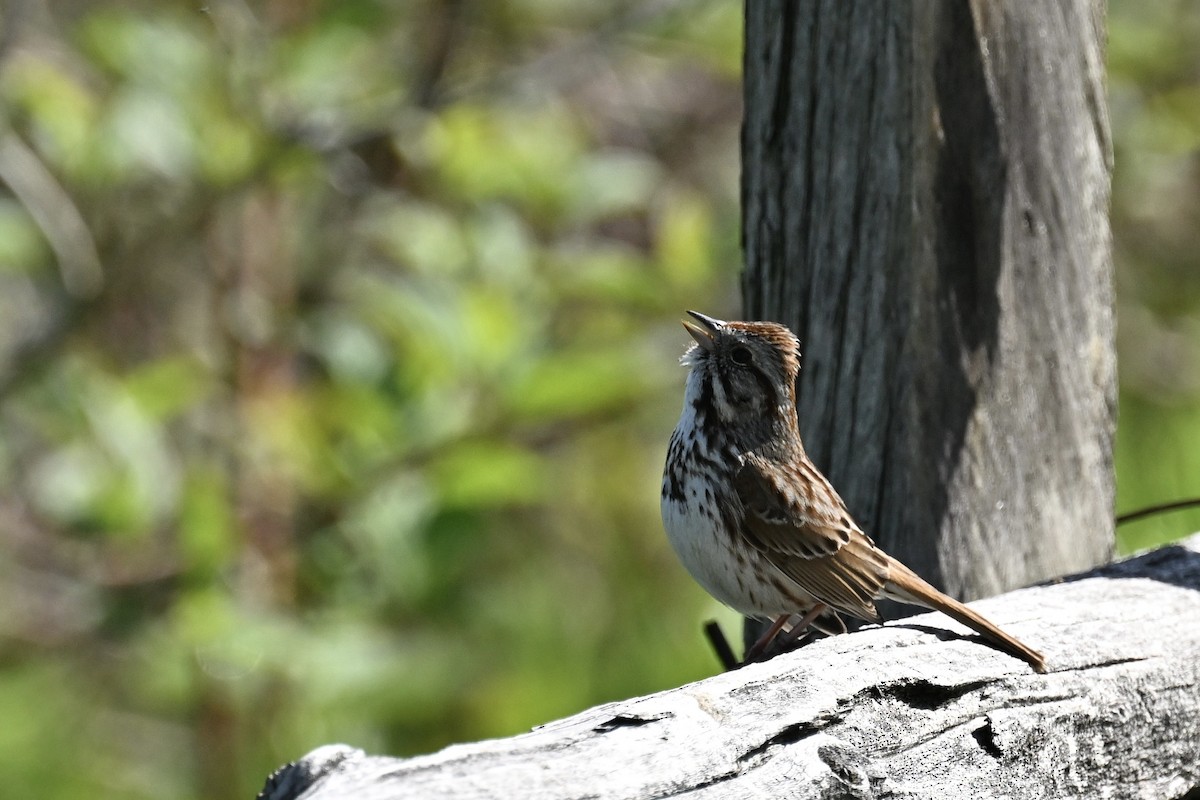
[660,310,1046,672]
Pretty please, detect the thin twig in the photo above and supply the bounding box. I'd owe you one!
[1116,498,1200,526]
[703,620,738,672]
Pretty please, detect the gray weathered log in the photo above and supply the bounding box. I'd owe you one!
[740,2,1115,602]
[259,536,1200,799]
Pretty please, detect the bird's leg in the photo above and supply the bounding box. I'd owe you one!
[741,614,790,664]
[774,603,830,649]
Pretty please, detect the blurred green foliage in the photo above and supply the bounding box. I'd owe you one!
[1110,0,1200,550]
[0,2,744,798]
[0,1,1194,798]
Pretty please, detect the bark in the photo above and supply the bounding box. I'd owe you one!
[257,536,1200,800]
[739,1,1116,602]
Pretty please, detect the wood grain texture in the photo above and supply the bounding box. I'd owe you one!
[259,537,1200,800]
[740,1,1115,601]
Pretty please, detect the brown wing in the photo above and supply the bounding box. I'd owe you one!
[734,453,890,623]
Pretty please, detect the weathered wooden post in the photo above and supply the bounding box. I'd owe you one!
[741,1,1115,609]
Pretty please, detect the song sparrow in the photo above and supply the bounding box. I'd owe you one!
[660,311,1046,672]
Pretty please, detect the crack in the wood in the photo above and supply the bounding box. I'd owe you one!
[650,715,842,799]
[880,678,990,710]
[970,719,1002,758]
[981,691,1076,712]
[768,2,796,148]
[649,766,742,800]
[1064,655,1150,672]
[718,676,1000,776]
[591,713,669,734]
[737,719,829,765]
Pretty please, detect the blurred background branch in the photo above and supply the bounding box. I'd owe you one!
[0,130,102,296]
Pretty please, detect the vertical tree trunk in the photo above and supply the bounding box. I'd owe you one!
[740,1,1115,612]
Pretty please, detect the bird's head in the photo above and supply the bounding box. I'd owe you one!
[679,310,802,434]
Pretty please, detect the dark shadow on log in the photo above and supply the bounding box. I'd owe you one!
[1059,543,1200,590]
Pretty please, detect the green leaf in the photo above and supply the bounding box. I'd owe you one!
[178,466,236,577]
[508,345,650,420]
[432,442,546,507]
[123,357,211,419]
[656,190,715,287]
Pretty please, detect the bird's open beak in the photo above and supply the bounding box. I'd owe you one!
[682,310,724,352]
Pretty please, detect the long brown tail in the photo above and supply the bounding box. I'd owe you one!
[883,560,1047,673]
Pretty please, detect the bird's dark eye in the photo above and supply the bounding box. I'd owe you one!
[730,346,753,366]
